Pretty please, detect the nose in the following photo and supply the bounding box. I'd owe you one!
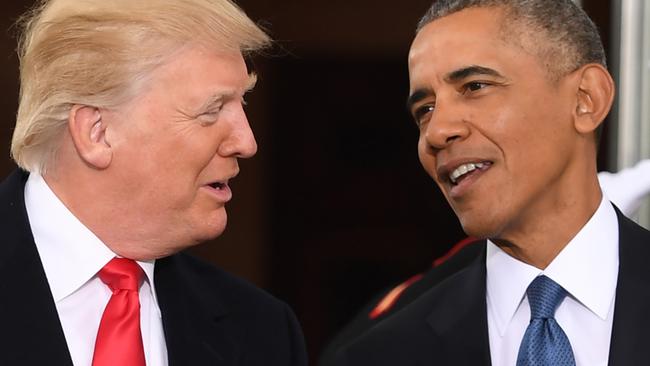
[218,107,258,159]
[422,101,470,150]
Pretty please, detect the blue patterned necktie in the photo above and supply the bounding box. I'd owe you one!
[516,275,576,366]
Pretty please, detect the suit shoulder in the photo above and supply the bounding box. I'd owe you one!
[156,252,307,364]
[153,253,306,365]
[338,249,488,365]
[617,209,650,277]
[0,170,28,206]
[379,254,484,330]
[159,252,287,311]
[321,240,485,366]
[336,269,472,366]
[370,238,485,320]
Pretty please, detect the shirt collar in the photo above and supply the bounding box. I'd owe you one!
[24,173,161,313]
[486,196,619,336]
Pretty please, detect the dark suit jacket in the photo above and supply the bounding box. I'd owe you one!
[335,208,650,365]
[0,170,308,366]
[320,239,483,366]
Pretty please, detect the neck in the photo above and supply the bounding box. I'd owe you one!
[42,140,165,261]
[493,169,603,269]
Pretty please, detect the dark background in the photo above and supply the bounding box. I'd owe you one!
[0,0,612,363]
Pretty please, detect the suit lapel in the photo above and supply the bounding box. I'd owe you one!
[426,243,492,365]
[0,170,73,365]
[608,209,650,365]
[155,254,244,366]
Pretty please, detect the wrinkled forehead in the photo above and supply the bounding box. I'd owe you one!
[408,7,551,84]
[409,9,509,72]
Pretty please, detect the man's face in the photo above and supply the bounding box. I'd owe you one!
[408,7,583,241]
[104,45,257,256]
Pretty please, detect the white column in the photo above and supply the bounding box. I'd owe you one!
[614,0,650,228]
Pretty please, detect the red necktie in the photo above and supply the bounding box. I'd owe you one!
[92,258,146,366]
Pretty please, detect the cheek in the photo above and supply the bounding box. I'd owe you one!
[417,137,436,175]
[192,144,223,180]
[131,148,204,210]
[482,105,550,153]
[160,134,217,179]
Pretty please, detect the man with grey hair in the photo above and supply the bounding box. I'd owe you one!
[335,0,650,365]
[0,0,307,365]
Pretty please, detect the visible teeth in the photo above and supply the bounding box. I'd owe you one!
[449,163,481,183]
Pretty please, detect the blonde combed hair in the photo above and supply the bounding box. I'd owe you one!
[12,0,271,173]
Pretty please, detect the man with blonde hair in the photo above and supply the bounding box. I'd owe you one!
[0,0,307,365]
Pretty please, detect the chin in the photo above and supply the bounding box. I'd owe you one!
[204,224,227,241]
[195,211,228,242]
[458,214,501,240]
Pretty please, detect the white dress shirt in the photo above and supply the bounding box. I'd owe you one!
[486,196,619,366]
[24,173,168,366]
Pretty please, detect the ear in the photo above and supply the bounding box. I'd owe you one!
[68,105,112,169]
[572,63,615,135]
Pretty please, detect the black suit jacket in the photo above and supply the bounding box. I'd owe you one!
[320,239,483,366]
[336,208,650,365]
[0,170,308,366]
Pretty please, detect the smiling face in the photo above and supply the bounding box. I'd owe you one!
[100,45,257,257]
[409,6,594,242]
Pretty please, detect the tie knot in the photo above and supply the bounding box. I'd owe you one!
[98,258,143,292]
[526,275,568,319]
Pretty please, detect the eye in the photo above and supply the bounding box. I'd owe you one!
[462,81,490,94]
[197,108,221,125]
[412,104,435,127]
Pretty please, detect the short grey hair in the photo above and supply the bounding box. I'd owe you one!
[417,0,606,79]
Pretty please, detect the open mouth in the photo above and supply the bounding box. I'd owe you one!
[449,161,492,185]
[208,181,227,190]
[203,177,234,202]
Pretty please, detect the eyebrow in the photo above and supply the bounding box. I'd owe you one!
[197,73,259,111]
[406,65,505,111]
[406,88,432,112]
[444,65,504,83]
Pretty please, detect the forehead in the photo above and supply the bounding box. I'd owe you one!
[130,45,253,110]
[156,45,250,90]
[408,7,536,85]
